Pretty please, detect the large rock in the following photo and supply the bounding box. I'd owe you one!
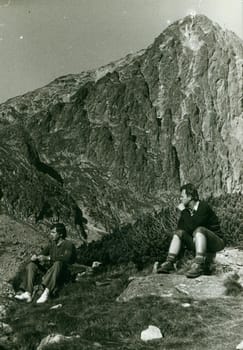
[117,248,243,302]
[0,15,242,238]
[117,274,228,302]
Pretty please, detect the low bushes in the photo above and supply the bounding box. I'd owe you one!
[78,193,243,268]
[78,205,177,268]
[208,192,243,245]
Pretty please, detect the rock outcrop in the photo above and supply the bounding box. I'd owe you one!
[117,248,243,302]
[0,15,242,239]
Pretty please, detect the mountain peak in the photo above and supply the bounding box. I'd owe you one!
[150,13,242,59]
[0,12,242,237]
[170,14,223,31]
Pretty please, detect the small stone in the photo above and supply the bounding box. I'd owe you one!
[181,303,191,308]
[93,342,102,347]
[128,276,136,282]
[92,261,102,269]
[175,286,189,295]
[152,262,159,274]
[236,340,243,349]
[50,304,62,310]
[141,325,163,342]
[37,333,79,350]
[0,322,13,335]
[37,334,67,350]
[75,272,86,281]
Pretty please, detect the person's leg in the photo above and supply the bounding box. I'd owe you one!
[15,262,40,302]
[186,229,207,278]
[204,252,216,275]
[158,230,191,273]
[201,228,225,253]
[37,261,66,303]
[186,227,225,278]
[24,262,40,294]
[200,228,224,274]
[168,233,182,257]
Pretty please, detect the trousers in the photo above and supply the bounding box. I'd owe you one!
[20,261,68,294]
[175,226,225,253]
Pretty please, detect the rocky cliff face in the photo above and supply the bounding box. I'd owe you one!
[0,15,242,239]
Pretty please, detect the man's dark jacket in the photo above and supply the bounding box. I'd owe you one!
[177,200,222,238]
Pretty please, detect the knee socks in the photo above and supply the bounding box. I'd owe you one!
[195,252,205,263]
[167,253,177,262]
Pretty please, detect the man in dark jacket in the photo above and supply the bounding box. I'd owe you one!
[15,223,76,303]
[157,183,225,278]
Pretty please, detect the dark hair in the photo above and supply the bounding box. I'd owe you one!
[50,223,67,239]
[180,183,199,201]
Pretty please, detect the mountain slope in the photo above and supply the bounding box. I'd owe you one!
[0,15,242,238]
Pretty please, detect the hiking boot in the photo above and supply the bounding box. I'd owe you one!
[157,260,175,274]
[15,291,32,303]
[186,260,205,278]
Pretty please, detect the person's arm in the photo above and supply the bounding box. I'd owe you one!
[177,210,192,231]
[177,202,191,230]
[177,215,184,230]
[40,244,50,256]
[54,242,76,264]
[31,244,51,262]
[37,255,51,263]
[30,254,51,262]
[191,202,211,227]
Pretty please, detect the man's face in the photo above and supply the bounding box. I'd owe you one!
[180,189,192,206]
[50,227,61,242]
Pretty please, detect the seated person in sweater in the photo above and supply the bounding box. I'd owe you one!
[15,223,76,304]
[157,183,225,278]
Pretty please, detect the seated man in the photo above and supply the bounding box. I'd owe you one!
[157,183,225,278]
[15,223,76,304]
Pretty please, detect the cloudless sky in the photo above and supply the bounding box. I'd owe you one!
[0,0,242,103]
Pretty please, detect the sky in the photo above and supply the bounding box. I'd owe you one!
[0,0,242,103]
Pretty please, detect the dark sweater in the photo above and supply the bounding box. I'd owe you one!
[41,239,76,265]
[177,200,222,237]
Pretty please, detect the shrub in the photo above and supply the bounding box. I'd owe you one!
[78,204,177,268]
[208,193,243,245]
[78,193,243,268]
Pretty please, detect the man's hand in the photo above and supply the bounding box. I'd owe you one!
[30,254,38,261]
[31,255,50,262]
[177,203,186,211]
[37,255,50,262]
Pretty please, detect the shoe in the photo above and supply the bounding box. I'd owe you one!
[15,291,32,303]
[186,260,205,278]
[36,288,49,304]
[157,261,175,274]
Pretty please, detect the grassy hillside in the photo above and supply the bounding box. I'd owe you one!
[4,264,243,350]
[2,193,243,350]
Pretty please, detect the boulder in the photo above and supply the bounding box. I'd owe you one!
[37,333,80,350]
[141,325,163,342]
[117,248,243,302]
